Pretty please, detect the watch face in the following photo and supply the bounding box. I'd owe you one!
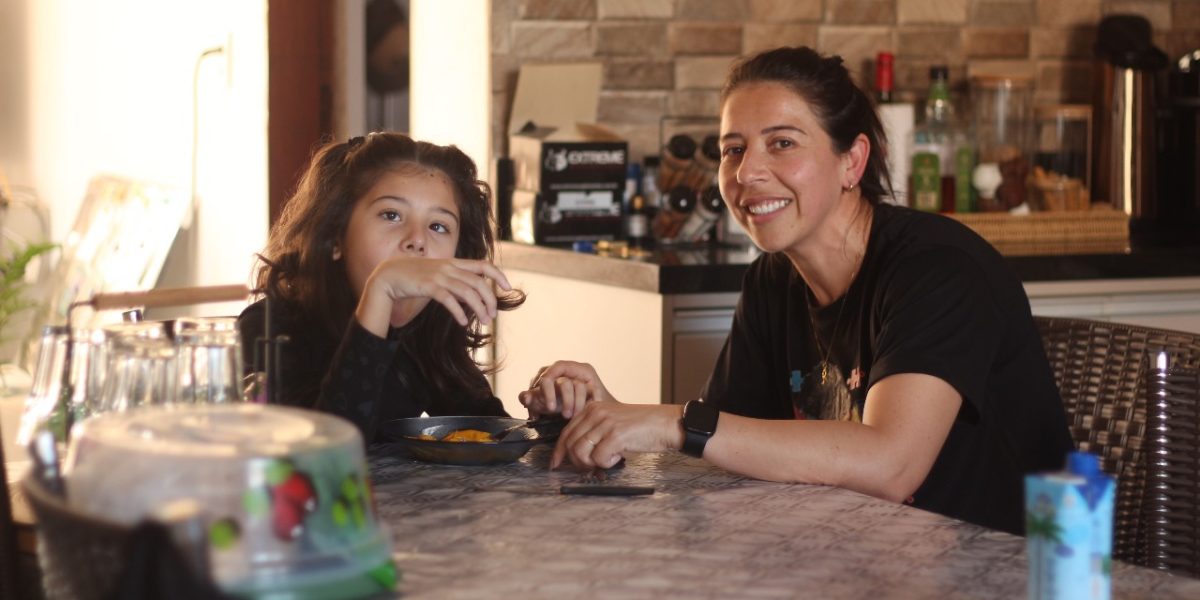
[684,401,719,435]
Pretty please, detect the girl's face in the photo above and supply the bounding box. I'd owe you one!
[718,81,853,255]
[339,166,461,323]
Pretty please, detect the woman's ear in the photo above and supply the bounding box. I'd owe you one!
[842,133,870,190]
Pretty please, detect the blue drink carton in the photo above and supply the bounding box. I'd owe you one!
[1025,451,1114,600]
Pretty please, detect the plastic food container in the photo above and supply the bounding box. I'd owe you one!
[63,404,397,599]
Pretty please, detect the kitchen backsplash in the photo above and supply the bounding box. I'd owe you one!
[490,0,1200,160]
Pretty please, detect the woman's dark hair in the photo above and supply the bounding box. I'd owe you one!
[253,132,525,398]
[721,46,893,205]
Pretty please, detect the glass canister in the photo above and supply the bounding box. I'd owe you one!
[970,74,1035,211]
[1033,104,1092,211]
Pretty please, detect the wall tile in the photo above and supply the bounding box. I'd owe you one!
[676,56,739,89]
[1032,27,1096,58]
[898,0,969,24]
[1175,2,1200,30]
[964,28,1031,58]
[511,22,594,58]
[896,28,963,59]
[678,0,749,21]
[598,0,675,19]
[597,23,668,56]
[747,0,823,21]
[818,26,895,82]
[1160,30,1200,61]
[604,59,675,89]
[669,90,723,118]
[743,24,821,54]
[827,0,898,25]
[1037,60,1093,104]
[597,91,670,123]
[519,0,597,20]
[605,123,664,160]
[1104,1,1172,32]
[669,23,743,55]
[493,0,520,53]
[970,1,1036,27]
[1035,0,1101,27]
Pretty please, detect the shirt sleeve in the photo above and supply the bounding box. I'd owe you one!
[868,247,1005,418]
[702,256,793,419]
[316,319,402,441]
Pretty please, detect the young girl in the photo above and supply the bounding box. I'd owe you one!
[239,132,525,442]
[522,47,1073,535]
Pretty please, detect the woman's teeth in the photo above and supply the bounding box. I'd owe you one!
[747,199,790,215]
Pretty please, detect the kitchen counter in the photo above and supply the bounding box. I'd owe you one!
[499,240,1200,295]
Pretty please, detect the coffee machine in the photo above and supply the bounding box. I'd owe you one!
[1157,49,1200,240]
[1092,15,1168,239]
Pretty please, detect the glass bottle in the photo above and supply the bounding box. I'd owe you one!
[910,66,956,213]
[875,52,895,104]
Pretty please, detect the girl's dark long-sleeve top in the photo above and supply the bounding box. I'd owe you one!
[238,298,507,443]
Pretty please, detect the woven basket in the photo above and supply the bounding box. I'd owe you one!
[948,209,1129,246]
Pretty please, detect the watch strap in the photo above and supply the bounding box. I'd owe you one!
[680,400,718,458]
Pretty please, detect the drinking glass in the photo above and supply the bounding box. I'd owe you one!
[95,335,177,414]
[173,316,244,405]
[17,325,105,445]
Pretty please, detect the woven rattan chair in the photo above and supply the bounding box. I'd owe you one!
[1034,316,1200,567]
[1146,360,1200,577]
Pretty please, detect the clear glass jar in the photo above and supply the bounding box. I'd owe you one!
[970,74,1035,211]
[1033,104,1092,211]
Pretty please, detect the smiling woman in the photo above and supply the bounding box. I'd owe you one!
[521,47,1074,536]
[238,132,525,443]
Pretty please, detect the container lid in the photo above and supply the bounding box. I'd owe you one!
[1035,104,1092,120]
[970,73,1034,88]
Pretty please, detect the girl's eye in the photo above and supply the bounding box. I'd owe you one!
[380,209,401,222]
[430,222,450,234]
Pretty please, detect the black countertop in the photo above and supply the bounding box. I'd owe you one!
[498,240,1200,295]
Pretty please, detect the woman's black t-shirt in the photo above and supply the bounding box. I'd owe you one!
[702,203,1073,535]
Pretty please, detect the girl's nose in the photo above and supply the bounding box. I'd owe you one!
[402,229,427,256]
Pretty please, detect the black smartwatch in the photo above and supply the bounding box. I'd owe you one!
[680,399,719,458]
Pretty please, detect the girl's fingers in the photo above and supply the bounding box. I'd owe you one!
[557,377,576,419]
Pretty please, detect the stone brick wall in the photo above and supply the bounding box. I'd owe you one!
[492,0,1200,160]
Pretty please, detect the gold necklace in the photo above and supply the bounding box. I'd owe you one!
[808,265,859,386]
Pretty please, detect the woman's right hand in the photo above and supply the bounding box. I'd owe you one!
[519,360,614,419]
[356,257,512,336]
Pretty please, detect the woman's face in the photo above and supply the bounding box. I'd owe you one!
[718,81,851,255]
[339,166,461,323]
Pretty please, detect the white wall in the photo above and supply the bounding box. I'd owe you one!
[2,0,269,321]
[409,0,491,181]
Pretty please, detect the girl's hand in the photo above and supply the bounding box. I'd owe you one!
[518,361,613,419]
[551,401,685,471]
[357,257,512,335]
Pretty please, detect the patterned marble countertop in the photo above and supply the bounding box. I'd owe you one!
[369,446,1200,599]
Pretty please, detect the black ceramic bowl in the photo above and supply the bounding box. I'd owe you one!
[377,416,563,466]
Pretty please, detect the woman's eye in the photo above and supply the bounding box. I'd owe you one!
[721,146,743,158]
[771,138,795,150]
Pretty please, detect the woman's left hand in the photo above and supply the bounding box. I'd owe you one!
[551,401,685,470]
